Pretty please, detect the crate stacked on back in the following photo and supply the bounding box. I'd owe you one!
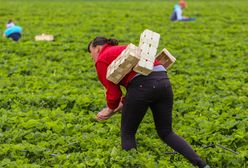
[106,29,176,84]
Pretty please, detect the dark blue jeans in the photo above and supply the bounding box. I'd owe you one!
[121,71,206,167]
[8,33,21,41]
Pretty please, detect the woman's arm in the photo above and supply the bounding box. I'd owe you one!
[96,61,122,110]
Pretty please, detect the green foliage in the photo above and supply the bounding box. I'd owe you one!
[0,0,247,167]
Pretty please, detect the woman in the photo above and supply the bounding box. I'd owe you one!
[170,0,196,22]
[3,20,22,41]
[87,37,209,168]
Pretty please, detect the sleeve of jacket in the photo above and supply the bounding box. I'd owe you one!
[95,61,122,110]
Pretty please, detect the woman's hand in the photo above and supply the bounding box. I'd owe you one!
[96,101,123,121]
[96,107,115,121]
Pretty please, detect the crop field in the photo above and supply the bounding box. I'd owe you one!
[0,0,247,167]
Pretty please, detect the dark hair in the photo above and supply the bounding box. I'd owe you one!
[87,37,118,53]
[8,19,13,24]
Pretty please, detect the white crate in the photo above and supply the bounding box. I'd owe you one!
[106,43,141,84]
[35,34,54,41]
[155,48,176,69]
[134,29,160,75]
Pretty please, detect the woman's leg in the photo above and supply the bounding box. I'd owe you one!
[8,33,21,41]
[121,84,149,150]
[150,78,206,167]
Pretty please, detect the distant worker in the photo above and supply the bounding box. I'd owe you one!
[170,0,196,21]
[3,20,22,41]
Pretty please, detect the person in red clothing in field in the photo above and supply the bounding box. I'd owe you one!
[87,37,210,168]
